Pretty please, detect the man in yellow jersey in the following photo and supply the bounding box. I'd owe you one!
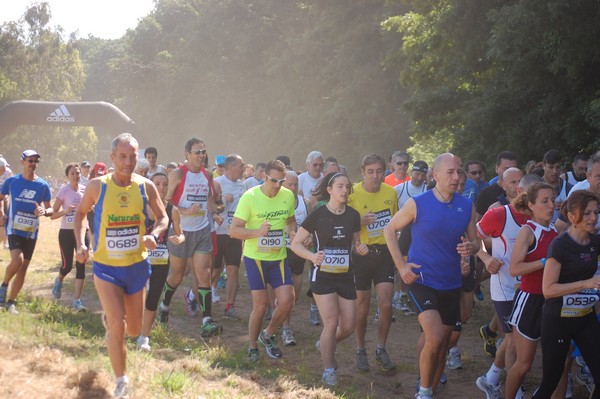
[230,160,297,361]
[74,133,167,399]
[348,154,399,373]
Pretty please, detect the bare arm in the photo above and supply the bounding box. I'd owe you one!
[49,197,66,220]
[229,217,270,240]
[542,257,600,299]
[291,227,323,265]
[383,198,420,285]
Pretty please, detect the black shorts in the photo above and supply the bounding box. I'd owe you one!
[287,250,306,275]
[213,234,242,268]
[310,268,357,300]
[8,235,37,260]
[493,300,514,334]
[408,283,461,326]
[353,245,395,290]
[509,289,544,341]
[461,256,477,292]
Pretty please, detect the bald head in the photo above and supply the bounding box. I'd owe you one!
[502,167,524,200]
[433,153,458,172]
[432,153,461,194]
[283,170,299,196]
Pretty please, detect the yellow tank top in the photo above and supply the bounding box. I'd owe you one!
[93,174,148,266]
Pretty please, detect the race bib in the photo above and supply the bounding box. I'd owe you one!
[226,210,235,226]
[560,289,599,317]
[320,247,350,273]
[257,229,284,254]
[367,209,391,238]
[105,226,140,256]
[64,211,75,229]
[13,211,38,233]
[148,243,169,265]
[187,194,207,216]
[285,236,292,249]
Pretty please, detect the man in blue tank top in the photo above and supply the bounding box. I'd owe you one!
[384,153,479,399]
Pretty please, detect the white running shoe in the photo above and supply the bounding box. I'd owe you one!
[476,375,503,399]
[137,335,151,351]
[211,287,221,303]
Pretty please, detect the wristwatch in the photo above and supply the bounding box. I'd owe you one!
[152,233,160,242]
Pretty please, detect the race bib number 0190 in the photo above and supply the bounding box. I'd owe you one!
[367,209,391,238]
[320,248,350,273]
[258,229,284,254]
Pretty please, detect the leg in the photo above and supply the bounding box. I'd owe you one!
[248,288,269,349]
[355,289,371,349]
[375,282,394,347]
[8,258,31,302]
[225,264,240,305]
[266,284,294,335]
[418,310,453,391]
[314,292,340,369]
[505,330,538,399]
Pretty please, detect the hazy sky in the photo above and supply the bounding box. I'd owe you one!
[2,0,155,39]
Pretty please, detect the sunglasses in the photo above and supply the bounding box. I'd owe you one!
[396,161,409,166]
[191,149,207,155]
[266,174,286,184]
[27,159,40,164]
[469,170,483,176]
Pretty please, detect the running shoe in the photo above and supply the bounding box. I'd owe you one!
[375,348,396,371]
[223,306,240,320]
[576,365,594,394]
[322,368,338,387]
[392,292,402,310]
[72,299,87,312]
[415,393,433,399]
[281,328,296,346]
[476,375,503,399]
[309,307,320,325]
[479,325,497,357]
[158,306,169,327]
[474,285,484,301]
[0,285,6,306]
[211,287,221,303]
[183,290,199,317]
[200,318,222,338]
[446,349,462,370]
[6,303,18,314]
[247,348,260,362]
[356,349,370,372]
[264,307,273,321]
[217,274,226,289]
[440,372,447,385]
[258,330,283,359]
[114,379,129,399]
[52,277,62,299]
[137,335,151,352]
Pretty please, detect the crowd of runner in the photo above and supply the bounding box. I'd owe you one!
[0,137,599,399]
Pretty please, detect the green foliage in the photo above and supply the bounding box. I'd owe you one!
[385,0,600,167]
[0,3,95,175]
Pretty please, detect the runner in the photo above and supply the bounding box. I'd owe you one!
[298,151,324,197]
[291,172,368,386]
[505,182,558,399]
[0,149,53,314]
[158,138,222,338]
[230,160,297,361]
[213,154,247,320]
[50,162,88,311]
[561,153,588,187]
[384,153,479,399]
[137,172,185,351]
[541,149,572,222]
[348,154,399,372]
[144,146,166,179]
[384,151,411,187]
[74,133,168,398]
[281,170,312,345]
[532,190,600,399]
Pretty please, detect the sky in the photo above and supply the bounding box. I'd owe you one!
[1,0,156,39]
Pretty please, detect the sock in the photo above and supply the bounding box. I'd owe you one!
[161,282,177,306]
[225,303,233,311]
[310,303,318,311]
[357,347,366,353]
[187,289,196,302]
[419,386,433,396]
[376,344,385,353]
[486,363,503,386]
[159,302,169,311]
[198,287,212,318]
[485,324,498,338]
[449,346,460,355]
[116,375,128,384]
[283,326,291,332]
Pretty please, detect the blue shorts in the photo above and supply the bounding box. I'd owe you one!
[93,259,151,295]
[244,256,292,290]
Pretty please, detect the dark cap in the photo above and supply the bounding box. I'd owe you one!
[412,160,428,173]
[80,161,91,168]
[21,150,40,160]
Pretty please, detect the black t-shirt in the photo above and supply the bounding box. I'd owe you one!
[476,183,505,216]
[543,231,600,317]
[301,204,361,279]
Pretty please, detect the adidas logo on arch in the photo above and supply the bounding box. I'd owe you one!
[47,105,75,123]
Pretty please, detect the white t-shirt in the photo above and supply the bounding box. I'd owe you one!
[395,181,427,209]
[297,171,322,197]
[568,179,590,196]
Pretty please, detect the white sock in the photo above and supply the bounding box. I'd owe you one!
[486,363,503,386]
[116,375,128,384]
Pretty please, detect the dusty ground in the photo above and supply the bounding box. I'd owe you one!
[0,218,593,398]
